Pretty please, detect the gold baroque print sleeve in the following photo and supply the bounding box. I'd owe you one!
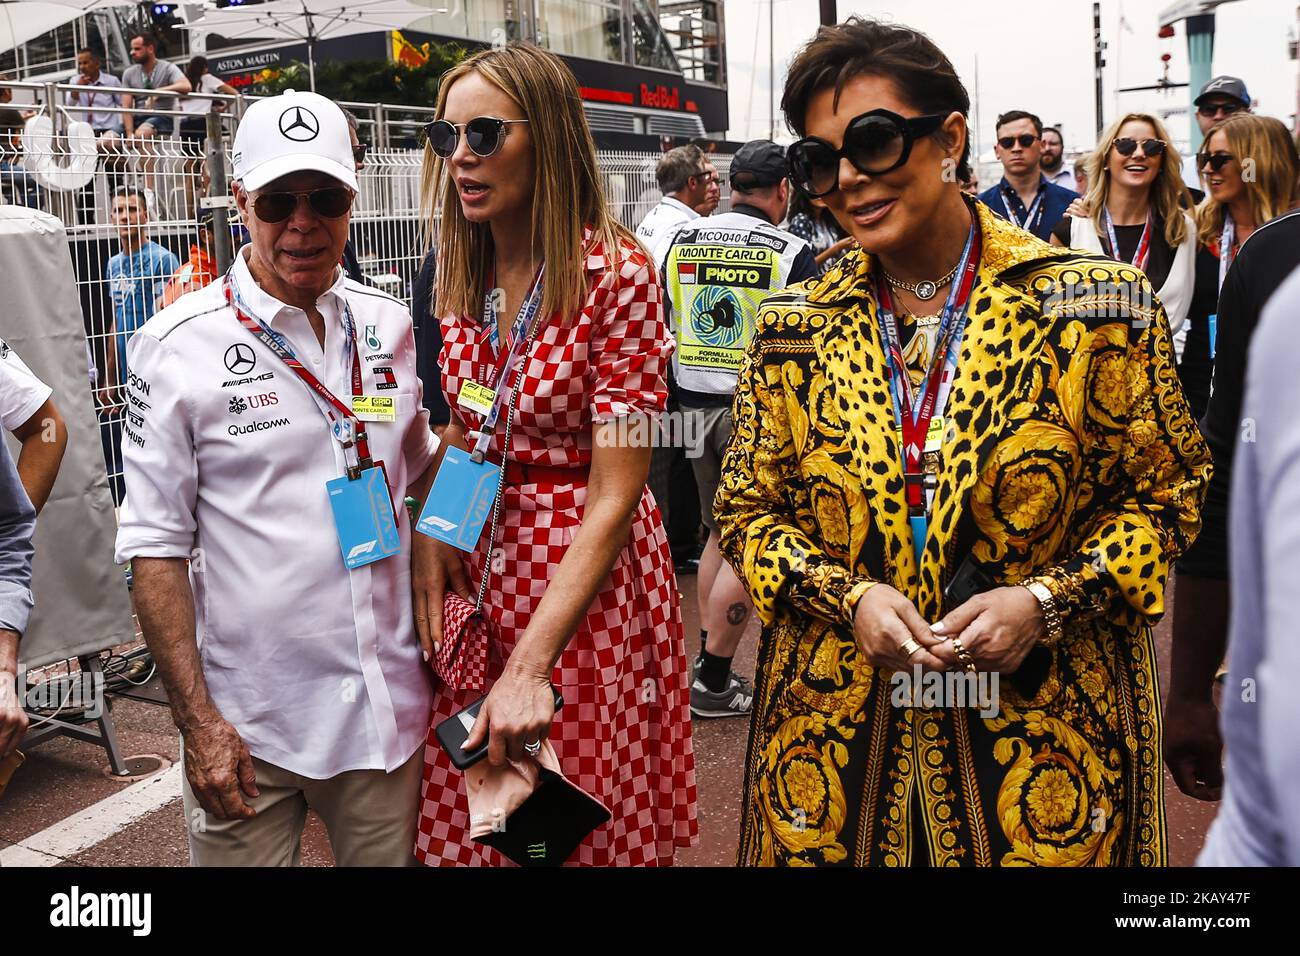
[715,309,875,630]
[1032,268,1212,623]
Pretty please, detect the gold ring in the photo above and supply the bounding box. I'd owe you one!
[900,638,923,658]
[951,636,966,655]
[964,662,977,674]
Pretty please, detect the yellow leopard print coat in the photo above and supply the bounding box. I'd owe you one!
[715,201,1211,866]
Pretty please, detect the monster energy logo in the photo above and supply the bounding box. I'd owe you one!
[526,842,547,860]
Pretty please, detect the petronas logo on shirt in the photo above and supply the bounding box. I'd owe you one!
[364,325,382,351]
[228,396,248,415]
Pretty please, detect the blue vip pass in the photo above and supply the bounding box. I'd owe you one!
[415,446,501,551]
[327,466,402,569]
[1208,313,1217,361]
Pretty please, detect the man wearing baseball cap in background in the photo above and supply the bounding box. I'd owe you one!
[1183,75,1252,192]
[657,139,818,719]
[115,90,442,866]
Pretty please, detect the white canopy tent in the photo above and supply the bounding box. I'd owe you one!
[0,0,139,55]
[182,0,440,91]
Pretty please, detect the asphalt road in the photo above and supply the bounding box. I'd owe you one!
[0,574,1216,866]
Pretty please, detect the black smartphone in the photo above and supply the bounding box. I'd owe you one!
[435,687,565,771]
[943,555,997,611]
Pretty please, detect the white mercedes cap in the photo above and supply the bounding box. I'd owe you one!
[231,89,358,193]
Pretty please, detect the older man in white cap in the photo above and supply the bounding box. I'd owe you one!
[115,90,442,866]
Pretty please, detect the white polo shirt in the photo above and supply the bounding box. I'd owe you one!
[114,251,440,778]
[636,196,699,264]
[0,339,53,431]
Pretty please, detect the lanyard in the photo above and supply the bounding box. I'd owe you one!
[1001,179,1045,235]
[1102,207,1152,273]
[472,262,546,461]
[874,219,981,519]
[223,274,372,477]
[1217,214,1236,293]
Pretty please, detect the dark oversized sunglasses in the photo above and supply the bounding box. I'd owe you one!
[998,133,1039,149]
[1113,137,1166,158]
[1197,102,1244,119]
[1197,151,1236,172]
[423,116,529,159]
[787,109,946,199]
[353,142,368,165]
[252,186,353,223]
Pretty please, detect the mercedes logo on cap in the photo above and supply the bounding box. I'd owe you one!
[278,106,320,142]
[225,343,257,375]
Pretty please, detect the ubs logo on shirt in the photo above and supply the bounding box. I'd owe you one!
[228,392,278,415]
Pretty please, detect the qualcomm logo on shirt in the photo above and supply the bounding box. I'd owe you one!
[227,417,290,437]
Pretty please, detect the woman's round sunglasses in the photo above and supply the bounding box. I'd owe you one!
[423,116,529,159]
[787,109,947,199]
[1113,137,1166,158]
[252,187,354,224]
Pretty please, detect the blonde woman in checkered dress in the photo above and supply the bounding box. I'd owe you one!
[410,43,698,866]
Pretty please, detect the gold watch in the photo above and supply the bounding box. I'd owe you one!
[1024,578,1064,646]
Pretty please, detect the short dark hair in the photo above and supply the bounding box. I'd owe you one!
[113,186,148,213]
[781,16,971,181]
[996,110,1042,136]
[0,108,22,130]
[77,47,101,60]
[1042,126,1063,142]
[130,32,157,48]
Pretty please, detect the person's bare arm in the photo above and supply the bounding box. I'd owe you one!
[12,398,67,513]
[463,423,651,764]
[132,557,257,819]
[0,628,24,758]
[121,92,135,136]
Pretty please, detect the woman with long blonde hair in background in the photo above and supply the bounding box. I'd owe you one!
[1051,113,1196,361]
[1179,114,1300,418]
[409,42,697,866]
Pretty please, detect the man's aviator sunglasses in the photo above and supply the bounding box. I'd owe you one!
[252,187,354,223]
[423,117,529,159]
[787,109,947,199]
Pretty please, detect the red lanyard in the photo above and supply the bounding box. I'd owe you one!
[223,278,372,476]
[1102,208,1152,273]
[874,220,981,512]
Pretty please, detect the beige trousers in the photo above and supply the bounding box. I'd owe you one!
[180,745,424,867]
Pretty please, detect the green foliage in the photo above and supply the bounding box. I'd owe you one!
[256,41,472,108]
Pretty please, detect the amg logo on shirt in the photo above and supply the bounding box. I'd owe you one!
[373,366,398,390]
[221,372,275,388]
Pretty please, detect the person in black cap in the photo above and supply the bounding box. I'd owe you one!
[1182,75,1251,190]
[656,139,817,719]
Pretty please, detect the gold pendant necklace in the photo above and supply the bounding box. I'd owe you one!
[883,260,960,301]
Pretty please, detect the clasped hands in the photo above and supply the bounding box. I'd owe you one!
[853,583,1045,674]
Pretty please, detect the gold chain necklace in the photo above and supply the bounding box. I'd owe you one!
[882,260,960,301]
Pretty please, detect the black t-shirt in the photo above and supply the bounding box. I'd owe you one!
[1050,212,1174,291]
[1177,209,1300,579]
[411,249,451,426]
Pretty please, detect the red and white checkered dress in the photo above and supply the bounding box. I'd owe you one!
[414,231,699,866]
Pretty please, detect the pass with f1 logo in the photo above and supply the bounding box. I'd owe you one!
[326,465,401,570]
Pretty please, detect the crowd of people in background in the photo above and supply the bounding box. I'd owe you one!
[2,12,1300,867]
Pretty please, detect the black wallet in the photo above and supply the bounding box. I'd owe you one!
[942,555,1051,699]
[473,768,613,867]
